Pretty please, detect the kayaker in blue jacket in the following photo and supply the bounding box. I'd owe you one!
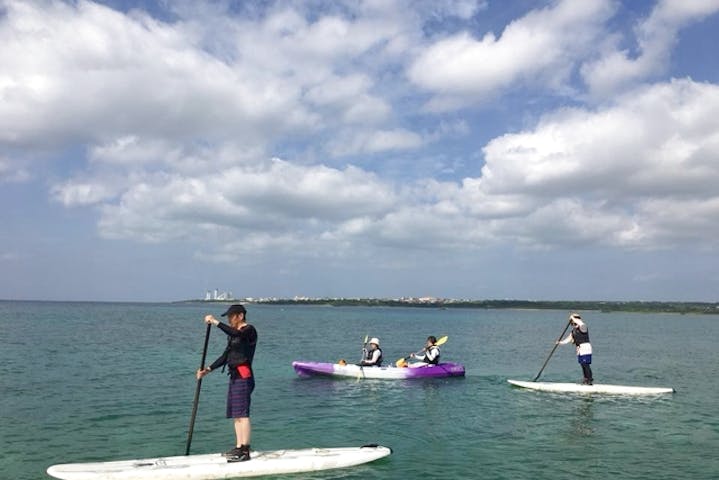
[409,336,441,367]
[558,313,593,385]
[359,338,383,366]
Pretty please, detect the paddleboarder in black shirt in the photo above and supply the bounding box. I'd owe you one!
[196,304,257,462]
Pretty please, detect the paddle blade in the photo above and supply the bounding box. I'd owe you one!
[435,335,448,346]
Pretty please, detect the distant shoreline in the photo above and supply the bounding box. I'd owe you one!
[176,298,719,315]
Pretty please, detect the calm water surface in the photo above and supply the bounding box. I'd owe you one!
[1,301,717,479]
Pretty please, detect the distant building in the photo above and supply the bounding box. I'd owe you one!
[205,289,234,301]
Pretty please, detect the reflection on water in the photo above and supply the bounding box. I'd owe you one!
[569,397,594,437]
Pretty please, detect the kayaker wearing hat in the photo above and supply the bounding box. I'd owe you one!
[359,337,383,366]
[196,304,258,462]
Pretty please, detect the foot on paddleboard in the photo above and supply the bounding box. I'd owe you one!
[221,447,243,457]
[225,445,251,462]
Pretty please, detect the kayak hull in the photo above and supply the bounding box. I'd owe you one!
[292,361,465,379]
[47,445,392,480]
[508,379,674,395]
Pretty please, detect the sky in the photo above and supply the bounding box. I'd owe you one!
[1,0,719,303]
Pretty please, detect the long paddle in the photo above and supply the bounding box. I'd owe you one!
[532,320,572,382]
[185,323,212,455]
[395,335,448,366]
[357,335,368,380]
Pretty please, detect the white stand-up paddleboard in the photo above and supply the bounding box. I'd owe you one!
[47,445,392,480]
[508,379,674,395]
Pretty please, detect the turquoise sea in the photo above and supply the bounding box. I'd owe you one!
[1,301,717,479]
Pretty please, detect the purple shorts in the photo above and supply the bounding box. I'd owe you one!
[226,376,255,418]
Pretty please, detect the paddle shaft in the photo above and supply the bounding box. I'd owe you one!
[403,347,431,361]
[357,335,368,380]
[360,335,368,361]
[185,323,212,455]
[532,320,572,382]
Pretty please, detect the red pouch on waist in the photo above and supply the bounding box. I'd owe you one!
[236,364,252,379]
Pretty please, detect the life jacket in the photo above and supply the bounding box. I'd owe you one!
[364,347,383,366]
[425,345,440,365]
[225,325,258,378]
[571,326,590,345]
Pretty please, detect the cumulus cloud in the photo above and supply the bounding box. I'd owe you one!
[3,0,719,278]
[49,77,719,264]
[87,136,183,167]
[52,179,121,206]
[582,0,719,97]
[95,157,398,246]
[0,0,309,147]
[408,0,615,109]
[327,128,425,156]
[0,0,416,154]
[472,79,719,248]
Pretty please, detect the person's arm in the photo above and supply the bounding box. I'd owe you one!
[197,350,226,379]
[196,315,228,378]
[204,313,241,337]
[411,344,428,361]
[558,332,573,345]
[426,346,439,362]
[208,349,228,370]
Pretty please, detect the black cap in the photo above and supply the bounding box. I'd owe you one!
[221,304,247,316]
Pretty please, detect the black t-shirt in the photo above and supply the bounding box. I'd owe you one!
[209,323,258,371]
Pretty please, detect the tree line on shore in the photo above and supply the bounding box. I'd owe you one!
[193,298,719,314]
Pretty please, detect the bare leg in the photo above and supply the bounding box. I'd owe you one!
[225,417,252,462]
[233,417,251,447]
